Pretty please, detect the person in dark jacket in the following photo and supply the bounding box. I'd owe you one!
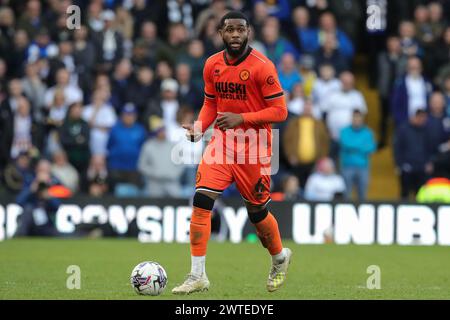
[394,109,433,199]
[390,56,433,127]
[58,102,91,176]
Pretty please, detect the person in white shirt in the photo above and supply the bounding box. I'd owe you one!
[321,71,367,160]
[313,63,341,110]
[82,88,117,156]
[44,68,83,108]
[304,157,346,201]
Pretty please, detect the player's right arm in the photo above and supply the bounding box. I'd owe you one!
[183,59,217,141]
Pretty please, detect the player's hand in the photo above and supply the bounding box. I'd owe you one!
[182,123,202,142]
[217,112,244,130]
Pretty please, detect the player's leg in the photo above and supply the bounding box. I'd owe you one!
[234,163,292,292]
[172,162,232,295]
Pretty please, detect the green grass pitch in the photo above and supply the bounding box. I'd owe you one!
[0,238,449,299]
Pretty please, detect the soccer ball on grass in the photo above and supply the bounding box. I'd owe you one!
[130,261,168,296]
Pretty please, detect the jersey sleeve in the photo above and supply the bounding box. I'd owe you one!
[196,58,217,133]
[241,61,287,125]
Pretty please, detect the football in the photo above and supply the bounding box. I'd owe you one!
[130,261,168,296]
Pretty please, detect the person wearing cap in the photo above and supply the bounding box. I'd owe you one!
[106,103,146,191]
[144,78,180,135]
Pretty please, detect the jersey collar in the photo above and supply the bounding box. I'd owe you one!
[223,46,253,66]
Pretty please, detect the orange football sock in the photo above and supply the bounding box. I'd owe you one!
[254,212,283,255]
[190,206,211,256]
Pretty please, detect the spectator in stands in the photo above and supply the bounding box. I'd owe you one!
[165,23,189,66]
[94,10,124,73]
[398,21,423,57]
[304,157,346,201]
[126,66,157,117]
[176,63,202,110]
[155,60,175,83]
[377,36,408,148]
[110,59,132,112]
[0,91,14,172]
[313,32,349,75]
[298,55,316,98]
[0,59,7,100]
[261,16,299,65]
[292,6,317,55]
[0,7,15,56]
[21,62,47,122]
[44,68,83,109]
[59,102,91,176]
[87,155,109,197]
[178,39,206,90]
[321,71,367,161]
[287,83,320,118]
[11,96,42,159]
[316,12,354,60]
[26,27,58,64]
[136,21,169,66]
[1,78,24,115]
[198,16,223,57]
[434,26,450,85]
[390,56,433,126]
[283,98,329,188]
[82,88,117,156]
[413,5,435,48]
[107,103,146,192]
[278,52,303,93]
[138,121,184,198]
[17,0,46,39]
[73,25,96,100]
[426,92,450,157]
[280,175,302,201]
[47,39,77,87]
[394,109,433,199]
[50,150,79,193]
[2,151,34,195]
[313,63,341,110]
[194,0,229,37]
[253,0,290,21]
[144,78,180,134]
[328,0,362,45]
[339,110,376,201]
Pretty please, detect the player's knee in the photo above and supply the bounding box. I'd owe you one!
[193,191,215,211]
[247,206,269,224]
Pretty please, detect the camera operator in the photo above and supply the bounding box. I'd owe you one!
[15,159,62,237]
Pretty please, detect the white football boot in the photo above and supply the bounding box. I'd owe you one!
[172,273,210,295]
[267,248,292,292]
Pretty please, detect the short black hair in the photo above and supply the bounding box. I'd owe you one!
[219,11,250,29]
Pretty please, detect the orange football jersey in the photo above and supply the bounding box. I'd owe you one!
[197,46,287,162]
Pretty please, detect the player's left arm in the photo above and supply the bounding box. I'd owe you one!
[240,61,287,125]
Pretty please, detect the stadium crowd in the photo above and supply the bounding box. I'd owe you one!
[0,0,449,203]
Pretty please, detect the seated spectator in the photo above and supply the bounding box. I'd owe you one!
[138,122,184,198]
[339,110,376,201]
[283,98,329,188]
[82,88,117,156]
[278,52,303,93]
[312,63,341,110]
[394,109,433,200]
[50,150,79,193]
[280,175,302,201]
[107,103,146,191]
[304,157,346,201]
[87,155,109,197]
[58,102,91,174]
[178,39,206,90]
[316,12,354,59]
[2,151,34,194]
[313,32,349,75]
[391,56,433,126]
[321,71,367,161]
[261,16,299,65]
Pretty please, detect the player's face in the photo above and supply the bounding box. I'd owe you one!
[220,19,250,57]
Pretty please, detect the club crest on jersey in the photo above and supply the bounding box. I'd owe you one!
[266,75,275,85]
[239,69,250,81]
